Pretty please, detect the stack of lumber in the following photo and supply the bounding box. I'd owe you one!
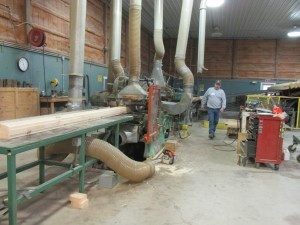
[0,107,130,140]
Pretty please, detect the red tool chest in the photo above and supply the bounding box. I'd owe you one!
[255,115,284,170]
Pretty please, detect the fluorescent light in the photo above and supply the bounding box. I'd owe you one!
[287,31,300,37]
[206,0,224,8]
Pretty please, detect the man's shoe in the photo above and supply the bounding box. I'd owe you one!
[209,133,214,139]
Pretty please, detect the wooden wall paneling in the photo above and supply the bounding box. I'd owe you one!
[0,0,26,44]
[140,30,150,73]
[235,40,276,78]
[232,40,236,79]
[85,0,105,64]
[202,40,233,78]
[278,40,300,79]
[31,0,70,55]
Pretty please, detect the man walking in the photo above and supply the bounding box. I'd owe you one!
[201,80,226,139]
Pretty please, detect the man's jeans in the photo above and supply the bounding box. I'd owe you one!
[207,108,220,135]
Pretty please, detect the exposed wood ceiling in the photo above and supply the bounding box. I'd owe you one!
[122,0,300,39]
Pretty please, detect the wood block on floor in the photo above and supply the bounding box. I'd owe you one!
[70,199,89,209]
[69,192,87,203]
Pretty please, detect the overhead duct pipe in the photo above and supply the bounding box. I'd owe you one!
[107,0,125,91]
[161,0,194,115]
[67,0,87,111]
[197,0,207,73]
[150,0,166,88]
[119,0,147,100]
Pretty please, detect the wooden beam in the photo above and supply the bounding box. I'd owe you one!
[0,107,130,140]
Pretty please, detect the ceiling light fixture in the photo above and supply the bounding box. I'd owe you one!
[211,26,223,37]
[206,0,225,8]
[287,26,300,37]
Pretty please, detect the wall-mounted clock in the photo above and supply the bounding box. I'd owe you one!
[17,57,29,72]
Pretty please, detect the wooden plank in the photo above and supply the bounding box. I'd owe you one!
[0,107,130,140]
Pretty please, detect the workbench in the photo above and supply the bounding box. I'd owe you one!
[0,115,133,225]
[40,96,86,114]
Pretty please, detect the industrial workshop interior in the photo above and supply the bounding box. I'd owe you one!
[1,0,300,224]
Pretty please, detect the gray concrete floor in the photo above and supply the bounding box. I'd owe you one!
[1,122,300,225]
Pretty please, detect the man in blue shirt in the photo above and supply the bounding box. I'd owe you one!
[201,80,226,139]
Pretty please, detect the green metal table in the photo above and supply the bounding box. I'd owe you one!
[0,115,133,225]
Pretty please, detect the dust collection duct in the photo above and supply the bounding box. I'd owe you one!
[44,138,155,182]
[118,0,148,100]
[107,0,125,91]
[67,0,87,111]
[161,0,194,115]
[150,0,166,88]
[197,0,208,73]
[45,0,154,183]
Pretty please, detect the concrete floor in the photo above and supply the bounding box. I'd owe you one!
[1,122,300,225]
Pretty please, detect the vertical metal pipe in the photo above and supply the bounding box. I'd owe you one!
[151,0,166,87]
[161,0,195,115]
[25,0,31,36]
[68,0,87,111]
[197,0,207,73]
[153,0,164,62]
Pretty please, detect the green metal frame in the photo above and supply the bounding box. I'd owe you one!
[0,115,132,225]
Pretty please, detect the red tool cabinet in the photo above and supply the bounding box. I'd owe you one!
[255,115,284,170]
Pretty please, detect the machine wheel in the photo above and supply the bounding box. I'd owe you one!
[255,162,260,169]
[288,145,297,153]
[296,155,300,163]
[274,164,279,170]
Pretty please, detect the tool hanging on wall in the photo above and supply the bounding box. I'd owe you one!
[28,28,46,47]
[50,78,59,87]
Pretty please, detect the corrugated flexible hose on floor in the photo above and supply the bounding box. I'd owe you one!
[43,138,155,182]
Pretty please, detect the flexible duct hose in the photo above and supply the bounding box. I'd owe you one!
[86,138,155,182]
[154,29,164,61]
[129,0,142,82]
[175,58,194,87]
[111,59,125,78]
[43,138,155,182]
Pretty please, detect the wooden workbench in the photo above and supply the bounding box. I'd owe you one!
[40,96,86,114]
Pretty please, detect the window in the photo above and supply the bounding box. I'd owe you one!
[260,82,276,90]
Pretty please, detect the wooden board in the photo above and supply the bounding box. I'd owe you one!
[0,106,130,140]
[236,132,248,155]
[0,88,40,120]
